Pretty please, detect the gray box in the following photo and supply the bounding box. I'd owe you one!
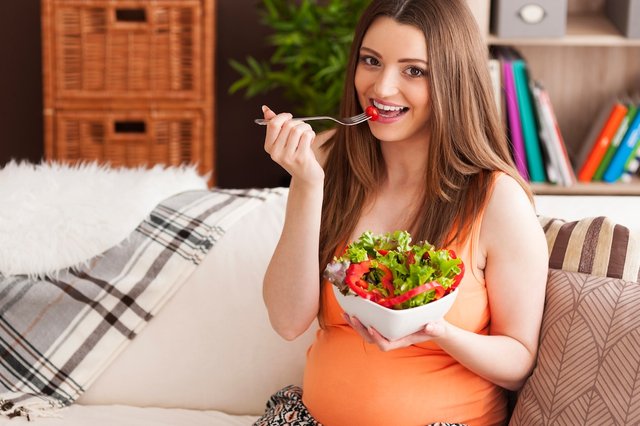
[491,0,567,38]
[606,0,640,39]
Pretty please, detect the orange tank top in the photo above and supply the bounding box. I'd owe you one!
[302,193,507,425]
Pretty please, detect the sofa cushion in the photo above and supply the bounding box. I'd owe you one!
[509,269,640,425]
[7,405,258,426]
[78,188,317,416]
[539,215,640,283]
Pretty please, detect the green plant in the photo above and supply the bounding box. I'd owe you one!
[229,0,370,121]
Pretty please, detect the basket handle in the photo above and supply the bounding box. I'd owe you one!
[115,8,147,23]
[114,120,147,134]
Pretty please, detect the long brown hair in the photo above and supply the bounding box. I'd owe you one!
[320,0,531,280]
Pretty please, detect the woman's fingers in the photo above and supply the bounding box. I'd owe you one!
[343,314,374,344]
[342,313,446,351]
[284,121,314,158]
[262,104,277,120]
[264,111,293,152]
[270,120,314,164]
[261,106,322,183]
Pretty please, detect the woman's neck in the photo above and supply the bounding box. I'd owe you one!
[379,140,429,189]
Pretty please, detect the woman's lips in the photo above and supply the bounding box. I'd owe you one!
[369,99,409,123]
[371,107,409,123]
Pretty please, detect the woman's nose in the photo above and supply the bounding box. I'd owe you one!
[373,70,399,98]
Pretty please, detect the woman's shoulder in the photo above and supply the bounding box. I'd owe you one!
[489,172,530,205]
[481,172,540,242]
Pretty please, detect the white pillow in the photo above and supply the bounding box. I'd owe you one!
[0,161,208,277]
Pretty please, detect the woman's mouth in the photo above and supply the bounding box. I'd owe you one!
[371,100,409,120]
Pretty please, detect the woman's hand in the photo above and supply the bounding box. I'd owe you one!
[262,105,324,186]
[343,313,448,351]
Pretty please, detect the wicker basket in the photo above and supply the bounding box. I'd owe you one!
[41,0,215,182]
[54,109,203,168]
[46,0,204,100]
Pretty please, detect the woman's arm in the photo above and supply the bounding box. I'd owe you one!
[464,174,548,390]
[347,174,548,390]
[261,106,334,340]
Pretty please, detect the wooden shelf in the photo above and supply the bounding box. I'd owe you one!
[531,179,640,196]
[470,0,640,197]
[488,13,640,47]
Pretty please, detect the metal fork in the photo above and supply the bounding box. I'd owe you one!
[254,112,370,126]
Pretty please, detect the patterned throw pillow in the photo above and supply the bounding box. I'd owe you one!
[509,269,640,425]
[539,216,640,283]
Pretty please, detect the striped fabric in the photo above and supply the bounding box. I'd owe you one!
[510,269,640,425]
[0,187,285,420]
[539,215,640,283]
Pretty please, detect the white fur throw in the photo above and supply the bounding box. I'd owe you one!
[0,161,209,277]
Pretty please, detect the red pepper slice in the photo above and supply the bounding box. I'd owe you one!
[446,249,464,291]
[344,260,394,300]
[345,278,377,301]
[380,281,445,308]
[345,261,372,290]
[377,264,394,295]
[451,261,465,290]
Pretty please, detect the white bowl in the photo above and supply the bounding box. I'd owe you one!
[332,285,459,341]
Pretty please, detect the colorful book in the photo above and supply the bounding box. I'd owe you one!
[530,81,576,186]
[512,58,547,183]
[574,98,619,174]
[593,101,638,181]
[577,101,628,182]
[621,117,640,183]
[530,82,561,184]
[500,56,529,180]
[619,146,640,183]
[603,110,640,183]
[488,58,502,121]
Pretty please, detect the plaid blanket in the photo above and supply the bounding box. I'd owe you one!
[0,187,285,420]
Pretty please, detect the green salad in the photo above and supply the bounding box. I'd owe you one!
[324,230,464,310]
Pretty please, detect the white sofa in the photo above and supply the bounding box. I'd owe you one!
[4,190,640,426]
[6,190,314,426]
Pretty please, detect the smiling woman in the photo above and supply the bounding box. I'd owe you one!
[355,17,431,137]
[257,1,549,425]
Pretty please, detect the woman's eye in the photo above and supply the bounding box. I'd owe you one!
[405,67,426,77]
[361,56,380,67]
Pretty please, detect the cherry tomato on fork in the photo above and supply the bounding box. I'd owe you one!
[365,106,379,121]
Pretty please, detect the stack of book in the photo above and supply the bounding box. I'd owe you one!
[574,97,640,184]
[490,46,576,186]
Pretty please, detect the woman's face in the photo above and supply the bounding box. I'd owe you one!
[355,17,431,145]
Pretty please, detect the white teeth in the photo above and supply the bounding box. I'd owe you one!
[372,100,405,111]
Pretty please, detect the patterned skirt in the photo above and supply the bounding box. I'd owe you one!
[253,385,467,426]
[253,385,319,426]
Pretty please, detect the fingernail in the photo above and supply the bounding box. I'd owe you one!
[261,105,268,113]
[367,327,374,336]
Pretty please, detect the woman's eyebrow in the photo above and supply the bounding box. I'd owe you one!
[359,46,428,65]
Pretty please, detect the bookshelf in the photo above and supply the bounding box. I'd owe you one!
[467,0,640,195]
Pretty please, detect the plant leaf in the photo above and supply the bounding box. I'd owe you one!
[227,0,372,116]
